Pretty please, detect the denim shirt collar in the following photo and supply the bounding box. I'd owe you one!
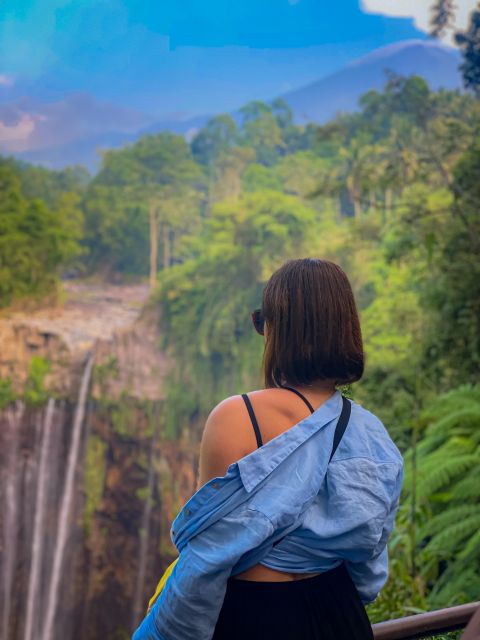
[237,390,343,492]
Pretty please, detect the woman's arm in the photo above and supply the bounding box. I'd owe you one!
[133,397,267,640]
[345,464,404,603]
[132,505,274,640]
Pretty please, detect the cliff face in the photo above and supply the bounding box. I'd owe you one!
[0,283,199,640]
[0,283,169,398]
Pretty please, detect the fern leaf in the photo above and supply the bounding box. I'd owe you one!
[419,505,478,537]
[450,468,480,501]
[458,528,480,561]
[416,454,478,500]
[422,514,480,555]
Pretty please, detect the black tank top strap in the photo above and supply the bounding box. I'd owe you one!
[241,393,263,448]
[280,385,315,414]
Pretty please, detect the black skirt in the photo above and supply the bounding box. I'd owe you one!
[212,563,374,640]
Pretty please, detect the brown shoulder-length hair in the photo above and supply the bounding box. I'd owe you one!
[261,258,364,388]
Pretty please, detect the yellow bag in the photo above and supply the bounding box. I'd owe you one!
[146,558,179,614]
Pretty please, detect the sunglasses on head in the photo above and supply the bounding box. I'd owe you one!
[251,308,265,335]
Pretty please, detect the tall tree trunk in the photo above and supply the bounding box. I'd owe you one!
[385,187,393,216]
[170,230,176,266]
[162,225,170,270]
[335,197,342,224]
[347,181,361,219]
[353,198,361,219]
[369,189,376,212]
[149,206,158,291]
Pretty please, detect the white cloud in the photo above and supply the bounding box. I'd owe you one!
[361,0,478,43]
[0,74,14,87]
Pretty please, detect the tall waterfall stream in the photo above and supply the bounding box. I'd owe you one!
[0,285,196,640]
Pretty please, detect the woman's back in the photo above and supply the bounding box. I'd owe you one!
[133,390,402,640]
[222,384,339,582]
[225,391,403,589]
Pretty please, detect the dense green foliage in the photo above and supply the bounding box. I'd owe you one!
[404,386,480,606]
[0,159,85,307]
[82,133,202,282]
[17,162,89,209]
[366,386,480,622]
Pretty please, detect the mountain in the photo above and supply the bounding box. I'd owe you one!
[116,40,463,140]
[0,93,154,165]
[6,39,463,171]
[15,115,210,170]
[281,39,463,123]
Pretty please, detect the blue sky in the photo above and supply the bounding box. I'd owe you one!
[1,0,475,160]
[1,0,426,115]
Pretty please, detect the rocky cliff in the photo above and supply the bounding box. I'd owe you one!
[0,283,199,640]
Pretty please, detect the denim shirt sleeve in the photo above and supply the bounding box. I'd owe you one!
[345,463,404,603]
[132,505,274,640]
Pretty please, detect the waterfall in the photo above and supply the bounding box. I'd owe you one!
[0,403,24,640]
[23,399,56,640]
[0,336,167,639]
[41,354,94,640]
[22,412,43,544]
[131,438,156,631]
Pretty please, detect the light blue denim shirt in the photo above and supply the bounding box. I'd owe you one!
[133,390,404,640]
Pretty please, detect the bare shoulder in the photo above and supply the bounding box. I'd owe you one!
[197,389,293,489]
[202,394,252,443]
[196,394,253,489]
[207,394,248,422]
[204,388,284,430]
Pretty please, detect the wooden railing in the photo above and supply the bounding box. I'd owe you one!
[372,602,480,640]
